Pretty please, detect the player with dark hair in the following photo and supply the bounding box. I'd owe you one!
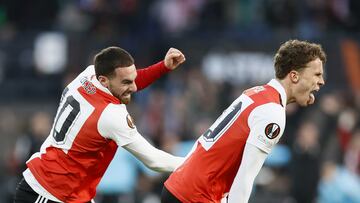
[14,47,186,203]
[162,39,326,203]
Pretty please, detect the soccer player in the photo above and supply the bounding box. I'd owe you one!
[14,46,186,203]
[162,39,326,203]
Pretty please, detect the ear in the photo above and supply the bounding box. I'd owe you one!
[98,75,109,88]
[289,70,299,83]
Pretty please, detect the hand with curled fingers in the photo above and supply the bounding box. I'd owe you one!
[164,48,186,70]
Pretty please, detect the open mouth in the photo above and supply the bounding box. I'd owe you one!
[310,90,316,96]
[311,89,319,96]
[308,89,319,104]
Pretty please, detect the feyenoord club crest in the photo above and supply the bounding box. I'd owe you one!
[80,77,96,94]
[264,123,280,139]
[126,114,136,129]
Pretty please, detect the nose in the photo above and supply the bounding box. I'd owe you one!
[131,82,137,92]
[318,77,325,86]
[318,76,325,87]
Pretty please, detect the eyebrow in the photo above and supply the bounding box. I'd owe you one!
[121,79,134,84]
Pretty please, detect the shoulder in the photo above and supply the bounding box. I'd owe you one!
[65,65,95,90]
[249,103,285,126]
[99,104,136,131]
[104,103,128,114]
[82,65,95,76]
[244,85,282,106]
[98,104,139,144]
[100,104,129,125]
[246,103,285,153]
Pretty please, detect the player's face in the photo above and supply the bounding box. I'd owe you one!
[107,65,137,104]
[292,58,325,106]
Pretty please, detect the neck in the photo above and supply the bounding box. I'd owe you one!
[276,78,295,105]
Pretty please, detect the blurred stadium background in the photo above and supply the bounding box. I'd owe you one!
[0,0,360,203]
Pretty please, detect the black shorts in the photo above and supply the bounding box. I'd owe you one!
[161,186,182,203]
[14,178,60,203]
[14,178,94,203]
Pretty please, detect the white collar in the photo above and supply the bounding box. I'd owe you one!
[267,79,287,107]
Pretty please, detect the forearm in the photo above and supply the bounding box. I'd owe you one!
[124,135,184,172]
[139,148,184,172]
[135,61,170,91]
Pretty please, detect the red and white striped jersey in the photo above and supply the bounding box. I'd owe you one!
[164,79,287,203]
[24,62,169,203]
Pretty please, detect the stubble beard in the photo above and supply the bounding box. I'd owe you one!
[120,96,131,104]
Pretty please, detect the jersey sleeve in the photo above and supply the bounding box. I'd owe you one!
[227,143,268,202]
[97,104,142,146]
[246,103,285,153]
[123,136,185,172]
[135,61,170,91]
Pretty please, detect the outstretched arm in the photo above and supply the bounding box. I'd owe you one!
[123,135,185,172]
[98,101,185,172]
[135,48,185,91]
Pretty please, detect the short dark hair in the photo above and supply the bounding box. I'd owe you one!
[274,40,327,79]
[94,47,134,78]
